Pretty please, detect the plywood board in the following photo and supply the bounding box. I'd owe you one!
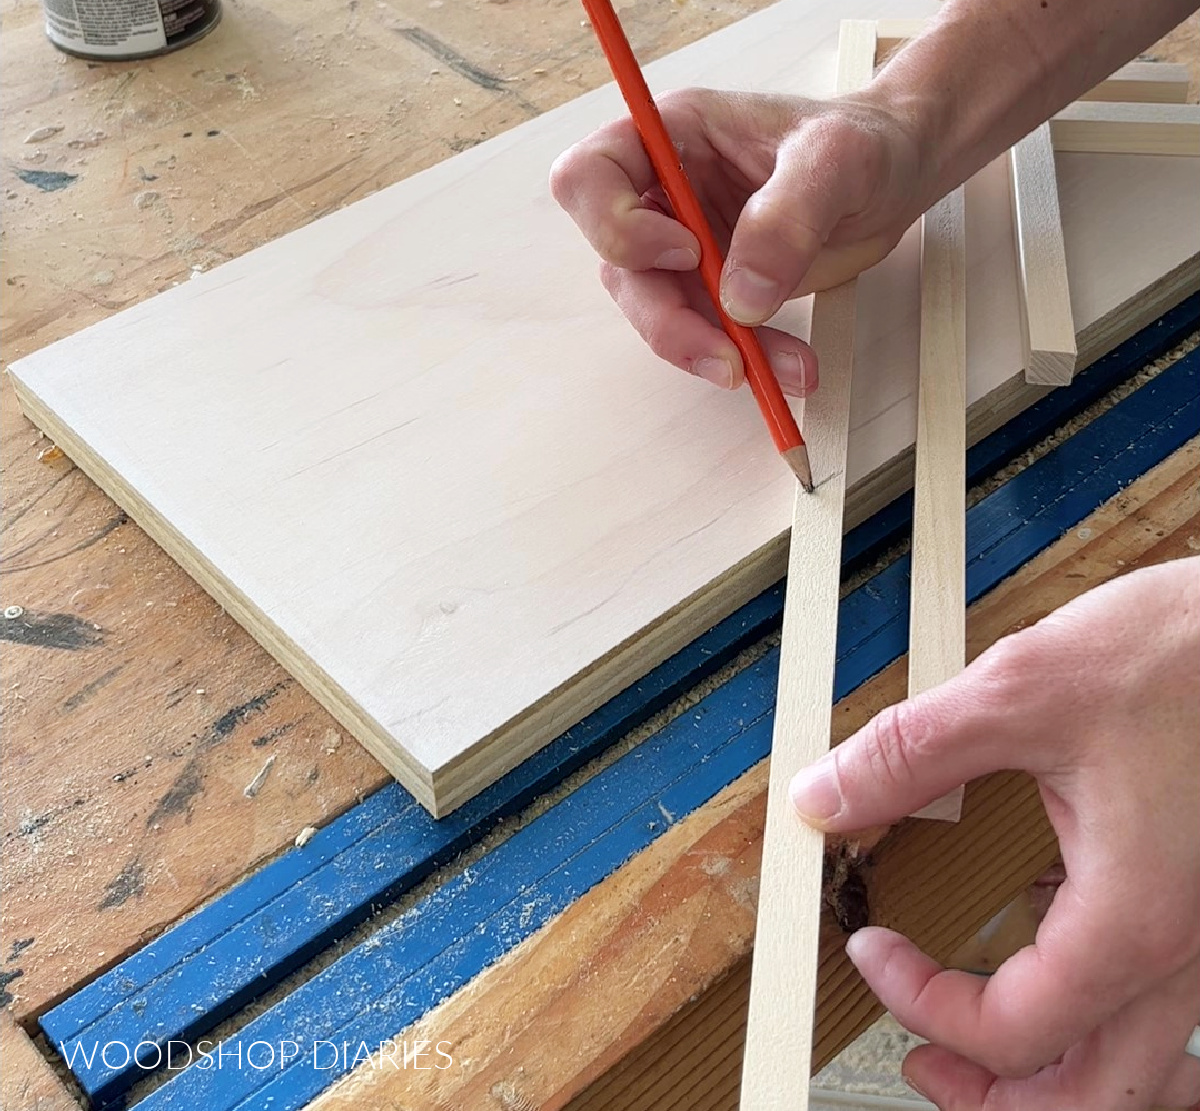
[9,0,1200,815]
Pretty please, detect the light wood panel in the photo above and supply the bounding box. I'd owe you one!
[740,21,876,1110]
[1010,123,1077,386]
[9,0,1200,815]
[908,188,967,823]
[1051,101,1200,154]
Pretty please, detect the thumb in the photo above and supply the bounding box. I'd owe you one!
[788,671,1018,832]
[720,117,874,326]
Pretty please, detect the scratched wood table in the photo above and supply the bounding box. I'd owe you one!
[1,0,748,1024]
[2,2,1198,1108]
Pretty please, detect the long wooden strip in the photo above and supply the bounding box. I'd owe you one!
[908,188,967,823]
[1051,101,1200,155]
[1010,123,1077,386]
[739,21,877,1111]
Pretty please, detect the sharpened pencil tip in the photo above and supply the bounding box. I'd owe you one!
[783,445,814,492]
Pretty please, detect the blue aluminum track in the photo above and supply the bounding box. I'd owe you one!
[40,293,1200,1109]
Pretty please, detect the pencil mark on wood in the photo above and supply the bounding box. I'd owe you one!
[397,26,509,91]
[262,389,387,451]
[207,684,290,742]
[251,723,294,747]
[62,666,126,711]
[811,468,844,494]
[5,798,87,842]
[0,611,104,651]
[283,418,420,479]
[184,158,359,249]
[146,761,205,825]
[426,272,479,290]
[164,680,195,709]
[99,860,145,910]
[548,511,727,637]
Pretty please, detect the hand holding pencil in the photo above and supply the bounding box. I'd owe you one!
[551,5,929,483]
[571,0,817,488]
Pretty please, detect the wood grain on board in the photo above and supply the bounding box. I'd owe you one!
[306,438,1200,1111]
[10,0,1200,822]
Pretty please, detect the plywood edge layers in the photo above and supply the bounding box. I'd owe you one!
[8,372,440,813]
[429,526,792,811]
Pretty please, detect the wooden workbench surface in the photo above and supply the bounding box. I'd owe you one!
[1,0,1197,1070]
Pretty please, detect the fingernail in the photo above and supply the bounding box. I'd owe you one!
[789,754,843,826]
[769,350,804,395]
[721,267,779,324]
[777,349,818,396]
[692,356,735,389]
[655,247,698,271]
[902,1071,932,1102]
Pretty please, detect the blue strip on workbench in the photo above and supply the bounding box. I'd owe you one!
[42,301,1200,1109]
[41,590,788,1104]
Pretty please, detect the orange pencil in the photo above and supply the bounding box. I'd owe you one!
[580,0,813,491]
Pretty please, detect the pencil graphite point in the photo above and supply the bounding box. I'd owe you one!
[783,445,814,492]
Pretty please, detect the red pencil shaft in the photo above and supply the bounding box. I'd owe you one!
[579,0,804,455]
